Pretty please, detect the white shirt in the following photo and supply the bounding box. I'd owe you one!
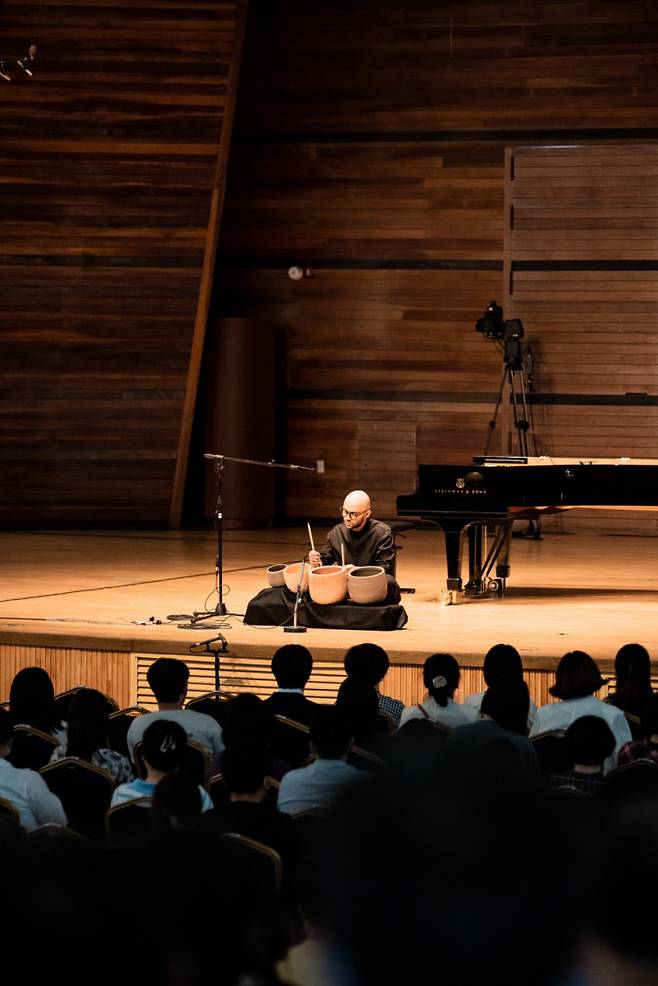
[126,709,224,761]
[277,758,362,815]
[110,777,213,811]
[399,696,479,730]
[464,690,538,730]
[0,757,67,831]
[529,695,633,771]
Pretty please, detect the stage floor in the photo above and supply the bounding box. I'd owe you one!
[1,526,658,670]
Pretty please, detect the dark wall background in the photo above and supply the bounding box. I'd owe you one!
[211,0,658,531]
[0,1,246,525]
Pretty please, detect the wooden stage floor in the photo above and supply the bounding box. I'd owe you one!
[2,526,658,668]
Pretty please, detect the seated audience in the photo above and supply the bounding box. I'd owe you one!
[464,643,537,728]
[444,681,540,782]
[151,771,204,836]
[607,642,653,720]
[399,653,479,729]
[221,693,290,779]
[335,677,389,755]
[548,716,616,794]
[344,642,404,726]
[126,657,223,761]
[205,739,297,872]
[618,693,658,765]
[0,709,67,830]
[262,644,317,725]
[530,651,632,769]
[277,707,362,815]
[9,666,66,744]
[112,719,213,810]
[48,687,133,782]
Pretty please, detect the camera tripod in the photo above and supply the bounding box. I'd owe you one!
[484,354,538,458]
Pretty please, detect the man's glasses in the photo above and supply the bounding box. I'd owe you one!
[341,508,366,521]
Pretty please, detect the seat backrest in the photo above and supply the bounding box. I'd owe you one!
[347,744,384,774]
[530,730,572,774]
[270,714,311,769]
[0,796,19,822]
[602,759,658,801]
[40,758,115,841]
[107,707,148,757]
[219,832,282,894]
[105,797,153,846]
[8,725,59,770]
[186,692,237,727]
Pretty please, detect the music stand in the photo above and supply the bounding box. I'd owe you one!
[178,453,315,630]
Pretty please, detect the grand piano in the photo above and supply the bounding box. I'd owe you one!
[397,456,658,595]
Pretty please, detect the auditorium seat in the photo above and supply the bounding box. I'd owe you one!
[8,724,59,770]
[40,758,115,842]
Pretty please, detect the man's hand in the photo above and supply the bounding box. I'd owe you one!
[308,550,322,568]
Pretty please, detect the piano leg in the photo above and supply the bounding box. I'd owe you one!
[465,524,486,596]
[442,526,464,592]
[496,523,512,580]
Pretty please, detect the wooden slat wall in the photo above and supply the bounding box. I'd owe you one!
[0,0,247,525]
[506,145,658,534]
[214,0,658,527]
[0,644,131,707]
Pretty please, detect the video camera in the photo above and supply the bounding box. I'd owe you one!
[475,302,526,369]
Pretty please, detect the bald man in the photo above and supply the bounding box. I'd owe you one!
[308,491,399,601]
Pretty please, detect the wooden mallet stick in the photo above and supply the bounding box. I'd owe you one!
[307,522,316,554]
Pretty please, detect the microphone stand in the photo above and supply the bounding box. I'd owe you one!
[178,453,315,630]
[284,556,308,634]
[189,634,228,693]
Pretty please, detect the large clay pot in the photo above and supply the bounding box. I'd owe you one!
[266,563,287,588]
[309,565,348,605]
[283,562,310,594]
[348,565,387,604]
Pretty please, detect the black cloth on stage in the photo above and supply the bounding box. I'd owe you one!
[244,586,408,631]
[319,517,396,576]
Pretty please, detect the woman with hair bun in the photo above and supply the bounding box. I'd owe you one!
[399,654,478,730]
[110,719,212,810]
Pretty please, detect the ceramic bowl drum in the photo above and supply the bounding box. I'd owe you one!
[347,565,387,604]
[266,563,287,588]
[283,562,310,594]
[308,565,348,606]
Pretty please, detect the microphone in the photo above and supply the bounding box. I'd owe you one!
[190,633,228,651]
[17,44,37,77]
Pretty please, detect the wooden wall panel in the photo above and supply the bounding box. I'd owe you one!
[0,1,247,525]
[506,144,658,533]
[211,0,658,530]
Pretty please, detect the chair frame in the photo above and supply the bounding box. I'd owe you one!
[219,832,282,894]
[0,795,19,822]
[13,723,60,746]
[186,690,238,708]
[273,714,310,734]
[104,796,153,841]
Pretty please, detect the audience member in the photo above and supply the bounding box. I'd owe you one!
[262,644,317,724]
[344,642,404,726]
[464,643,537,728]
[399,653,478,729]
[548,716,616,794]
[205,740,297,871]
[335,677,389,755]
[530,651,632,768]
[617,693,658,765]
[0,709,67,830]
[112,719,213,810]
[277,707,362,814]
[444,681,540,782]
[126,658,223,761]
[9,667,66,743]
[221,692,290,779]
[151,771,203,836]
[607,642,653,720]
[48,687,133,782]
